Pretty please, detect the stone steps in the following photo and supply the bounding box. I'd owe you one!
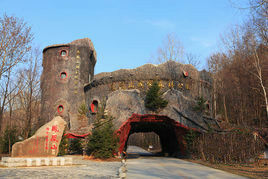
[1,157,72,167]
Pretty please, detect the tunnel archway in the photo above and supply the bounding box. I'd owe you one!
[117,114,198,158]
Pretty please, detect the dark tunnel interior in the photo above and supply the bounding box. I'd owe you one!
[124,121,183,157]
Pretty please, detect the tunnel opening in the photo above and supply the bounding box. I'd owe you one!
[117,114,197,158]
[126,122,180,157]
[127,132,161,153]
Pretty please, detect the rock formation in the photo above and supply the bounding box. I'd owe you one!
[105,88,212,131]
[85,61,215,131]
[12,116,66,157]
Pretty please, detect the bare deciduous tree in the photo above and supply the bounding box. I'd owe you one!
[185,53,201,69]
[207,53,230,121]
[154,33,188,80]
[208,18,267,126]
[156,33,185,64]
[0,14,33,80]
[0,14,33,131]
[18,49,41,138]
[248,0,268,45]
[246,35,268,118]
[154,33,201,73]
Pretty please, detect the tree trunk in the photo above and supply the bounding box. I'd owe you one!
[0,110,3,133]
[213,80,217,118]
[260,79,268,120]
[252,48,268,120]
[223,96,229,123]
[8,136,11,154]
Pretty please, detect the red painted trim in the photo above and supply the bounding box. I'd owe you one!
[64,132,91,139]
[90,100,98,113]
[91,103,95,113]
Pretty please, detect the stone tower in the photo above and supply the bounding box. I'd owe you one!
[40,38,97,131]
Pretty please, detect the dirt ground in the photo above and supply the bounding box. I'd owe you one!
[185,159,268,179]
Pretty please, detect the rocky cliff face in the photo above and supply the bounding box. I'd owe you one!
[105,89,145,129]
[105,89,210,131]
[85,61,215,131]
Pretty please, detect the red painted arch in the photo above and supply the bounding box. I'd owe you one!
[63,113,200,156]
[116,113,199,154]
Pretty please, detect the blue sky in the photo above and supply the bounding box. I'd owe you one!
[1,0,249,74]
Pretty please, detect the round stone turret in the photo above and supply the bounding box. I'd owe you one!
[40,38,97,130]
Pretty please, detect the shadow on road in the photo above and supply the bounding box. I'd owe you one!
[126,146,165,159]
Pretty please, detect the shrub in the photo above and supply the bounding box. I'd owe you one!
[145,81,168,111]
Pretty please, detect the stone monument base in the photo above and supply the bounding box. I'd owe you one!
[1,157,72,167]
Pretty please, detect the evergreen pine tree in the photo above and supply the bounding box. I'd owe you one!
[69,138,83,154]
[86,105,118,159]
[193,96,206,113]
[58,130,69,156]
[145,81,168,111]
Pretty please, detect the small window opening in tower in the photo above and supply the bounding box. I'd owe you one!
[90,100,98,113]
[60,50,67,57]
[60,72,67,80]
[57,105,64,114]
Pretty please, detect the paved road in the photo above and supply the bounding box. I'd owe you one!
[126,157,247,179]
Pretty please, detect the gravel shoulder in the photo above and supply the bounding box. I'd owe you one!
[0,155,121,179]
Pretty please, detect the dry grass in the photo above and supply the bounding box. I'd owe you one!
[83,155,121,162]
[185,159,268,179]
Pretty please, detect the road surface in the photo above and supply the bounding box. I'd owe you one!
[126,157,246,179]
[126,146,246,179]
